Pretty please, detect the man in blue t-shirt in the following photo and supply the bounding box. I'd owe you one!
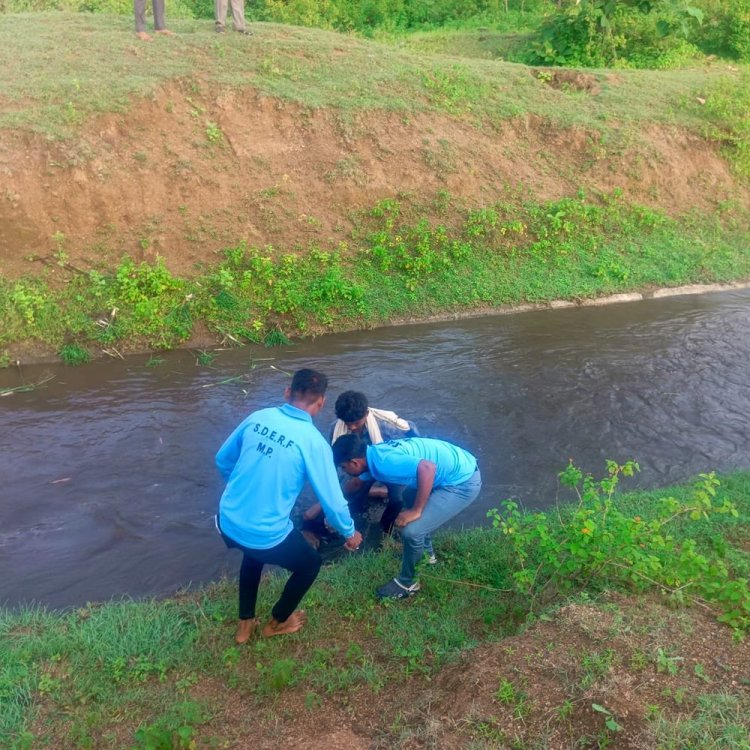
[332,435,481,600]
[216,369,362,643]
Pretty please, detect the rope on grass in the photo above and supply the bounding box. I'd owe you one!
[420,572,514,593]
[604,560,717,613]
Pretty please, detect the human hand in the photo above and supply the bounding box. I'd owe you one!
[303,502,322,521]
[395,509,421,527]
[344,531,362,551]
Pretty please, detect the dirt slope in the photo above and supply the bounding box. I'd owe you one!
[0,79,745,280]
[190,595,750,749]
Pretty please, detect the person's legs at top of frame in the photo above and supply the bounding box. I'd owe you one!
[134,0,174,41]
[215,0,252,34]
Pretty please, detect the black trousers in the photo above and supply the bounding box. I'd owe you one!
[222,527,321,623]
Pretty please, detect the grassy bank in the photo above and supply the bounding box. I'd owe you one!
[2,466,749,748]
[2,189,750,365]
[0,15,749,363]
[1,14,747,141]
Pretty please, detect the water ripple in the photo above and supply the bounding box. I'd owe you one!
[1,289,750,607]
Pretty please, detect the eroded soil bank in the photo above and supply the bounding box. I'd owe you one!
[201,594,749,749]
[1,82,747,282]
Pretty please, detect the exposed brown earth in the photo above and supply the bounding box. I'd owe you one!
[186,594,749,749]
[0,79,746,281]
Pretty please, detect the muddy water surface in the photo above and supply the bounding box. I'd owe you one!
[2,289,749,608]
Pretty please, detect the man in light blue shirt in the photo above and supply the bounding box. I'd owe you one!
[333,435,481,600]
[217,369,362,642]
[303,390,419,533]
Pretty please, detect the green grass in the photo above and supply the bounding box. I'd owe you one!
[1,469,748,747]
[4,188,748,361]
[650,692,750,749]
[383,13,540,62]
[58,343,91,365]
[0,12,746,141]
[0,545,520,746]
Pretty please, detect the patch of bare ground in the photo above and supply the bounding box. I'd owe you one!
[533,69,602,95]
[182,595,749,749]
[0,81,746,281]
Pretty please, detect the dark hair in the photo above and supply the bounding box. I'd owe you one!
[332,434,367,464]
[290,369,328,402]
[335,390,368,422]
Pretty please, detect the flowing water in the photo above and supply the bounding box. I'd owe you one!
[2,289,749,609]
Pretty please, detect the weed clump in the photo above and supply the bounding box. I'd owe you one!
[58,343,91,366]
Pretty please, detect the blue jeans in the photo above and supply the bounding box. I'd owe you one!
[398,469,482,585]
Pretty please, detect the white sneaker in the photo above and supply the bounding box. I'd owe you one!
[427,554,437,565]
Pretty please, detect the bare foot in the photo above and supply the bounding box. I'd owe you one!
[155,28,176,36]
[235,617,259,644]
[262,610,306,637]
[135,31,153,41]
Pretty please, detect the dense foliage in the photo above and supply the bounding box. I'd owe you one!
[528,0,750,67]
[698,0,750,61]
[488,461,749,630]
[0,0,547,28]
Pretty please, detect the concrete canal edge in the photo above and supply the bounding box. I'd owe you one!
[385,280,750,329]
[5,280,750,366]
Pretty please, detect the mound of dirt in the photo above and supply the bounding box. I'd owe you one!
[0,80,745,281]
[418,595,750,748]
[533,68,602,94]
[189,595,749,749]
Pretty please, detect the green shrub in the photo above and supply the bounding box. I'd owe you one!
[694,0,750,61]
[526,0,705,69]
[487,461,749,631]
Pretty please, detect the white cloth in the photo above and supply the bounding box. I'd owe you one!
[331,408,411,445]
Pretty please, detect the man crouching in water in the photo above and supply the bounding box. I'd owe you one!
[333,433,481,600]
[216,368,363,643]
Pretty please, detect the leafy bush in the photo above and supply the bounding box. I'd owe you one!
[527,0,704,68]
[132,701,207,750]
[58,343,91,365]
[529,0,703,68]
[197,242,366,341]
[247,0,543,32]
[693,0,750,61]
[526,0,747,69]
[364,205,472,292]
[487,461,749,631]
